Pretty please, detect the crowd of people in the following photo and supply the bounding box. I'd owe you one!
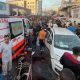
[26,17,80,80]
[0,16,80,80]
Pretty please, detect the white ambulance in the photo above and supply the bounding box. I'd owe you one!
[0,16,30,60]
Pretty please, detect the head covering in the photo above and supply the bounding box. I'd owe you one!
[72,47,80,55]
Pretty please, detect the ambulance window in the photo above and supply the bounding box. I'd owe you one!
[26,21,30,29]
[9,21,23,39]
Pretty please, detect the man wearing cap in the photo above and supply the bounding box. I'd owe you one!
[60,47,80,80]
[0,35,13,80]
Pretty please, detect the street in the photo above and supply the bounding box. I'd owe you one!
[0,0,80,80]
[12,46,58,80]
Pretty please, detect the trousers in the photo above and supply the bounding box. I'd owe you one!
[2,61,12,76]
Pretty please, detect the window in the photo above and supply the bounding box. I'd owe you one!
[9,21,23,39]
[23,19,30,32]
[54,35,80,50]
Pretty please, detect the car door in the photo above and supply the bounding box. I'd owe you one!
[45,28,53,50]
[45,28,57,71]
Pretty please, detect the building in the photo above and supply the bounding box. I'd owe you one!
[71,0,80,18]
[9,4,31,16]
[8,0,42,15]
[26,0,37,15]
[59,0,72,17]
[0,2,10,16]
[59,0,80,18]
[37,0,42,15]
[24,0,42,15]
[7,0,26,8]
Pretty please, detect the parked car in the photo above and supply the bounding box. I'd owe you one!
[45,27,80,74]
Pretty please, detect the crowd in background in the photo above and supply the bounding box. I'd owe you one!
[25,16,80,50]
[24,16,80,80]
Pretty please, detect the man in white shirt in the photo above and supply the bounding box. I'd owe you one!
[0,34,13,79]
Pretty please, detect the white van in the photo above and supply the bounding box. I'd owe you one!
[0,17,30,60]
[45,27,80,74]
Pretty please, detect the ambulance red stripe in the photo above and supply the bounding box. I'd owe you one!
[12,46,24,60]
[0,39,25,59]
[12,39,24,51]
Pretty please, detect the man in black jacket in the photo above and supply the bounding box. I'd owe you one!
[60,47,80,79]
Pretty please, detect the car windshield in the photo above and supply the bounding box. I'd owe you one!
[54,35,80,50]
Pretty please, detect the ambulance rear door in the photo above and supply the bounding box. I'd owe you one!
[8,18,25,59]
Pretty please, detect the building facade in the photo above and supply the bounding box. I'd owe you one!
[59,0,80,18]
[7,0,26,8]
[0,2,10,16]
[59,0,72,17]
[9,4,31,16]
[71,0,80,18]
[8,0,42,15]
[26,0,37,15]
[37,0,42,15]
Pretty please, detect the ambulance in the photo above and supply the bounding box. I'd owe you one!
[0,16,30,60]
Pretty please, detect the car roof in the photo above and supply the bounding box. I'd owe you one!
[53,27,75,35]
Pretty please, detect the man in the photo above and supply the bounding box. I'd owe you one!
[0,35,13,80]
[60,47,80,79]
[38,27,46,50]
[59,68,76,80]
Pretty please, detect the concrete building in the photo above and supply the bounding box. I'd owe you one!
[7,0,26,8]
[59,0,80,18]
[9,4,31,16]
[8,0,42,15]
[59,0,72,17]
[0,2,10,16]
[37,0,42,15]
[71,0,80,18]
[26,0,37,15]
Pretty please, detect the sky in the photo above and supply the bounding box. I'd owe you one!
[0,0,61,11]
[42,0,61,10]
